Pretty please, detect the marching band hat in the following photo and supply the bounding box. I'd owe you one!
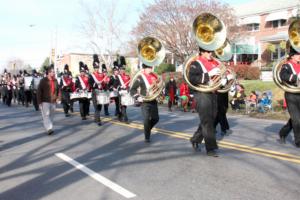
[32,69,37,74]
[118,56,126,68]
[84,64,89,73]
[93,54,100,69]
[199,46,212,53]
[113,61,119,71]
[64,64,70,72]
[101,64,107,72]
[142,63,152,68]
[289,45,300,57]
[79,61,85,72]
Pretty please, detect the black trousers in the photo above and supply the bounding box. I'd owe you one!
[112,96,121,117]
[121,105,128,121]
[6,90,12,107]
[92,92,102,123]
[191,92,218,152]
[283,92,300,145]
[31,91,39,111]
[279,118,292,138]
[18,87,25,105]
[79,98,90,118]
[214,92,229,132]
[141,100,159,140]
[24,90,31,107]
[61,91,71,114]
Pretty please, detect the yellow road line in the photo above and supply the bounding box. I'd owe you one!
[57,109,300,164]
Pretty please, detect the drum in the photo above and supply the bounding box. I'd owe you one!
[24,77,33,91]
[70,92,81,100]
[70,91,92,100]
[33,77,42,90]
[96,91,110,105]
[109,90,119,98]
[121,93,135,106]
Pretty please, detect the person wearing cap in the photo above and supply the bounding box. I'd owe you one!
[17,70,25,105]
[130,63,160,143]
[118,59,131,123]
[23,70,32,108]
[75,62,91,120]
[60,64,74,117]
[30,69,40,111]
[88,55,106,126]
[101,64,110,116]
[189,47,226,157]
[37,66,59,135]
[278,46,300,148]
[109,62,122,120]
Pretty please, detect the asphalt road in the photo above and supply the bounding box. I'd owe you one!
[0,102,300,200]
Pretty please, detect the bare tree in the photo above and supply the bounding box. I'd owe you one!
[79,0,130,68]
[6,58,25,74]
[130,0,240,64]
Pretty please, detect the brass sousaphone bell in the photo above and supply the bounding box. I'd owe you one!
[183,13,229,92]
[273,19,300,93]
[129,36,165,101]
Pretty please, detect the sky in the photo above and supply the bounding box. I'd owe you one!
[0,0,250,72]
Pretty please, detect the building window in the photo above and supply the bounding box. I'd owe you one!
[271,44,285,61]
[271,19,286,28]
[246,23,260,31]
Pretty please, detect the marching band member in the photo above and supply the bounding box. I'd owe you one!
[5,73,13,107]
[189,47,222,157]
[279,46,300,147]
[23,70,32,107]
[130,63,160,143]
[12,75,18,104]
[60,64,74,117]
[30,69,40,111]
[102,64,110,116]
[89,54,105,126]
[17,71,25,105]
[118,56,131,123]
[37,66,59,135]
[75,62,91,120]
[109,62,121,120]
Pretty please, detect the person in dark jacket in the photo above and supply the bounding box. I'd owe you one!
[130,63,159,143]
[278,46,300,148]
[37,66,59,135]
[165,75,177,111]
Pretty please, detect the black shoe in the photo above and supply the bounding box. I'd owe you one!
[207,150,219,157]
[47,129,54,135]
[105,112,110,116]
[278,136,286,144]
[144,139,151,143]
[190,138,199,151]
[97,121,102,126]
[82,117,87,120]
[65,114,70,117]
[220,131,226,136]
[295,142,300,148]
[70,108,74,113]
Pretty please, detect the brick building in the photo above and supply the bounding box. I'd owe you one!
[233,0,299,67]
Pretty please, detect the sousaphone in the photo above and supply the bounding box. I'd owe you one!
[273,19,300,93]
[183,13,228,92]
[129,36,165,101]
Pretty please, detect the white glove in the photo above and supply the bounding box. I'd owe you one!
[208,68,221,77]
[119,90,127,95]
[221,78,227,86]
[227,74,234,81]
[137,96,143,102]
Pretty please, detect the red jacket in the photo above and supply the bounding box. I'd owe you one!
[180,82,190,97]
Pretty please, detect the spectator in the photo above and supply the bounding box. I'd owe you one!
[258,93,270,113]
[165,75,177,112]
[179,80,190,112]
[37,66,59,135]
